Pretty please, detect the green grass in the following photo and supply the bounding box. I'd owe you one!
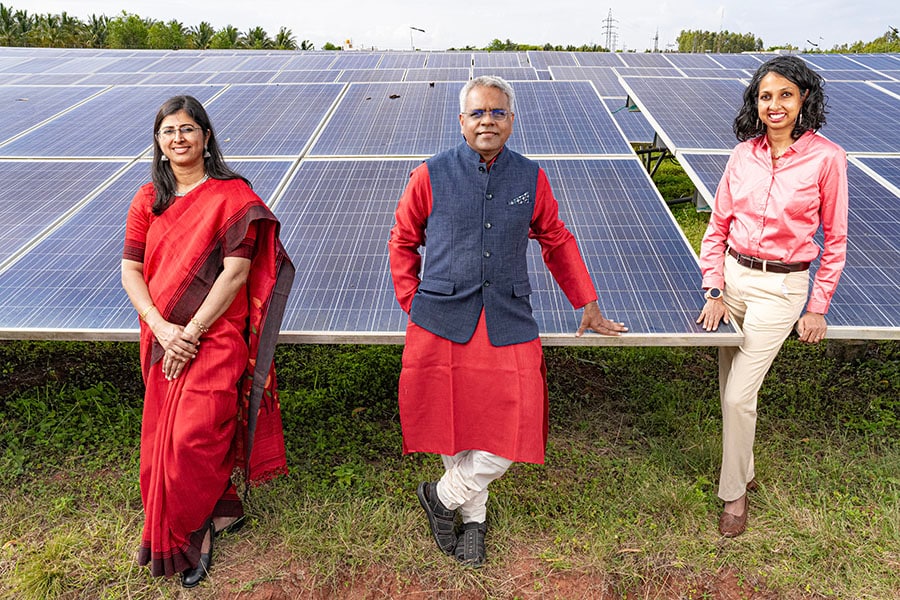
[1,162,898,598]
[0,340,897,599]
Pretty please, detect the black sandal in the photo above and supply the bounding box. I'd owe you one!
[416,481,457,554]
[454,521,487,568]
[181,522,215,588]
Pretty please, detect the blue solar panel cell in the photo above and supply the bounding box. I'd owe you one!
[617,53,673,68]
[0,160,293,331]
[819,82,900,153]
[271,70,339,83]
[283,54,339,70]
[472,52,522,67]
[309,82,461,156]
[526,51,577,69]
[664,54,720,69]
[337,69,407,82]
[75,72,151,85]
[0,85,224,157]
[0,85,105,143]
[206,84,344,156]
[9,73,89,85]
[549,66,626,96]
[619,76,745,150]
[507,81,633,155]
[330,53,383,70]
[0,160,128,265]
[603,98,656,143]
[378,53,427,69]
[472,67,538,80]
[404,68,470,81]
[206,71,277,84]
[423,53,472,68]
[572,53,625,67]
[709,54,763,69]
[856,157,900,191]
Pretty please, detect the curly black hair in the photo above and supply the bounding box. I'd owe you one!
[733,55,827,142]
[150,95,251,215]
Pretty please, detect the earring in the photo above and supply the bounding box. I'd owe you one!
[204,146,211,158]
[756,117,762,131]
[797,111,803,126]
[161,155,169,162]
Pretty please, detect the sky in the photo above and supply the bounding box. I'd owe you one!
[13,0,898,52]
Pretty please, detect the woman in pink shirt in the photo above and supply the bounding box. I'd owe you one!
[697,55,848,538]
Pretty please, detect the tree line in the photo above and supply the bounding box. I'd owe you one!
[0,3,315,50]
[2,2,898,53]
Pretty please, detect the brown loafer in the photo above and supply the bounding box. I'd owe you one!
[718,494,748,538]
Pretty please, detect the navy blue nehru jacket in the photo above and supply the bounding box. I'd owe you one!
[409,142,541,347]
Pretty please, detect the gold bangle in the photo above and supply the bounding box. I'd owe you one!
[190,317,210,334]
[138,304,156,321]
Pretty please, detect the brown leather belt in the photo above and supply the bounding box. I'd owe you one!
[727,247,810,273]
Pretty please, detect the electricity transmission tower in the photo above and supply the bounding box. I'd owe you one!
[602,9,618,51]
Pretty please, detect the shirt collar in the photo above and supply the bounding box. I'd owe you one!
[755,129,817,157]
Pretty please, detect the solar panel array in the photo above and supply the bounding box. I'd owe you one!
[2,47,898,343]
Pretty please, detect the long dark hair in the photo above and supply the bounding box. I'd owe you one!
[733,55,827,142]
[151,95,250,215]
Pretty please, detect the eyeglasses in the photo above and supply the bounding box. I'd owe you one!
[156,125,203,138]
[462,109,510,121]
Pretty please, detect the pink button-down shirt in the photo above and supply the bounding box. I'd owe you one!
[699,131,848,314]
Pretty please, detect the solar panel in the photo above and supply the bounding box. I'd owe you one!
[846,54,900,71]
[0,160,128,265]
[283,54,338,70]
[675,153,900,337]
[819,81,900,153]
[709,54,762,69]
[572,53,625,67]
[9,73,89,85]
[619,76,745,150]
[205,83,344,156]
[235,55,293,71]
[617,53,673,68]
[855,157,900,191]
[423,53,472,68]
[0,85,224,158]
[378,53,427,69]
[507,81,633,155]
[308,82,461,156]
[75,72,152,85]
[336,69,407,82]
[0,85,105,143]
[549,66,626,96]
[93,55,163,73]
[472,67,538,80]
[329,53,383,70]
[472,52,523,67]
[680,68,751,79]
[206,71,276,84]
[274,158,737,344]
[404,68,470,81]
[271,70,339,83]
[615,66,683,78]
[800,54,868,70]
[664,54,720,69]
[43,56,119,73]
[138,72,215,85]
[603,98,656,143]
[0,160,294,334]
[526,51,577,69]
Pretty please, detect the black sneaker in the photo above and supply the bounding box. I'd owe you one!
[454,521,487,568]
[416,481,457,554]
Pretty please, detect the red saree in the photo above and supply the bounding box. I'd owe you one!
[123,177,294,577]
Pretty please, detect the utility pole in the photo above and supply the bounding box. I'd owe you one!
[602,9,618,51]
[653,28,659,52]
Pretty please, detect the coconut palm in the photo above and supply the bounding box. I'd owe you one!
[274,26,296,50]
[190,21,214,49]
[242,25,272,49]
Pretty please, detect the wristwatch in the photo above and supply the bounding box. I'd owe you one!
[704,287,723,301]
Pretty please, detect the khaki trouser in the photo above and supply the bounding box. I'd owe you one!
[717,254,809,502]
[436,450,512,523]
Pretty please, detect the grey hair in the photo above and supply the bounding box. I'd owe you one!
[459,75,516,114]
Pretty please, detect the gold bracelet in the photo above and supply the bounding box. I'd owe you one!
[190,317,210,334]
[138,304,156,321]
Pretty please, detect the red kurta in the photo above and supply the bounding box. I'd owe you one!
[389,162,597,464]
[124,177,293,577]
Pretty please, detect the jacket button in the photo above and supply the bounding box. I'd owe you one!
[485,193,493,200]
[478,166,486,173]
[483,250,491,258]
[484,222,492,229]
[483,281,491,287]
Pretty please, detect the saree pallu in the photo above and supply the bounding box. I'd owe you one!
[125,178,294,577]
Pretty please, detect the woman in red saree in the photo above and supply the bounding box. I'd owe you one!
[121,96,294,588]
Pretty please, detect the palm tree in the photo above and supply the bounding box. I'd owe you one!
[190,21,214,49]
[210,24,239,49]
[274,26,296,50]
[83,14,109,48]
[0,3,21,46]
[242,25,272,49]
[299,39,314,50]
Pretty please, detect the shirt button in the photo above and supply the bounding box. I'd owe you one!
[484,222,492,229]
[483,250,491,258]
[485,193,493,200]
[478,166,486,173]
[483,281,491,287]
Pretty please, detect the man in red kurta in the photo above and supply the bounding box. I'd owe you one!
[388,76,627,567]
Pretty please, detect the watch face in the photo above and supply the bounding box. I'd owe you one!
[707,288,722,299]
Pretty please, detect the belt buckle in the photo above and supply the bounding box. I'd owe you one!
[761,259,767,273]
